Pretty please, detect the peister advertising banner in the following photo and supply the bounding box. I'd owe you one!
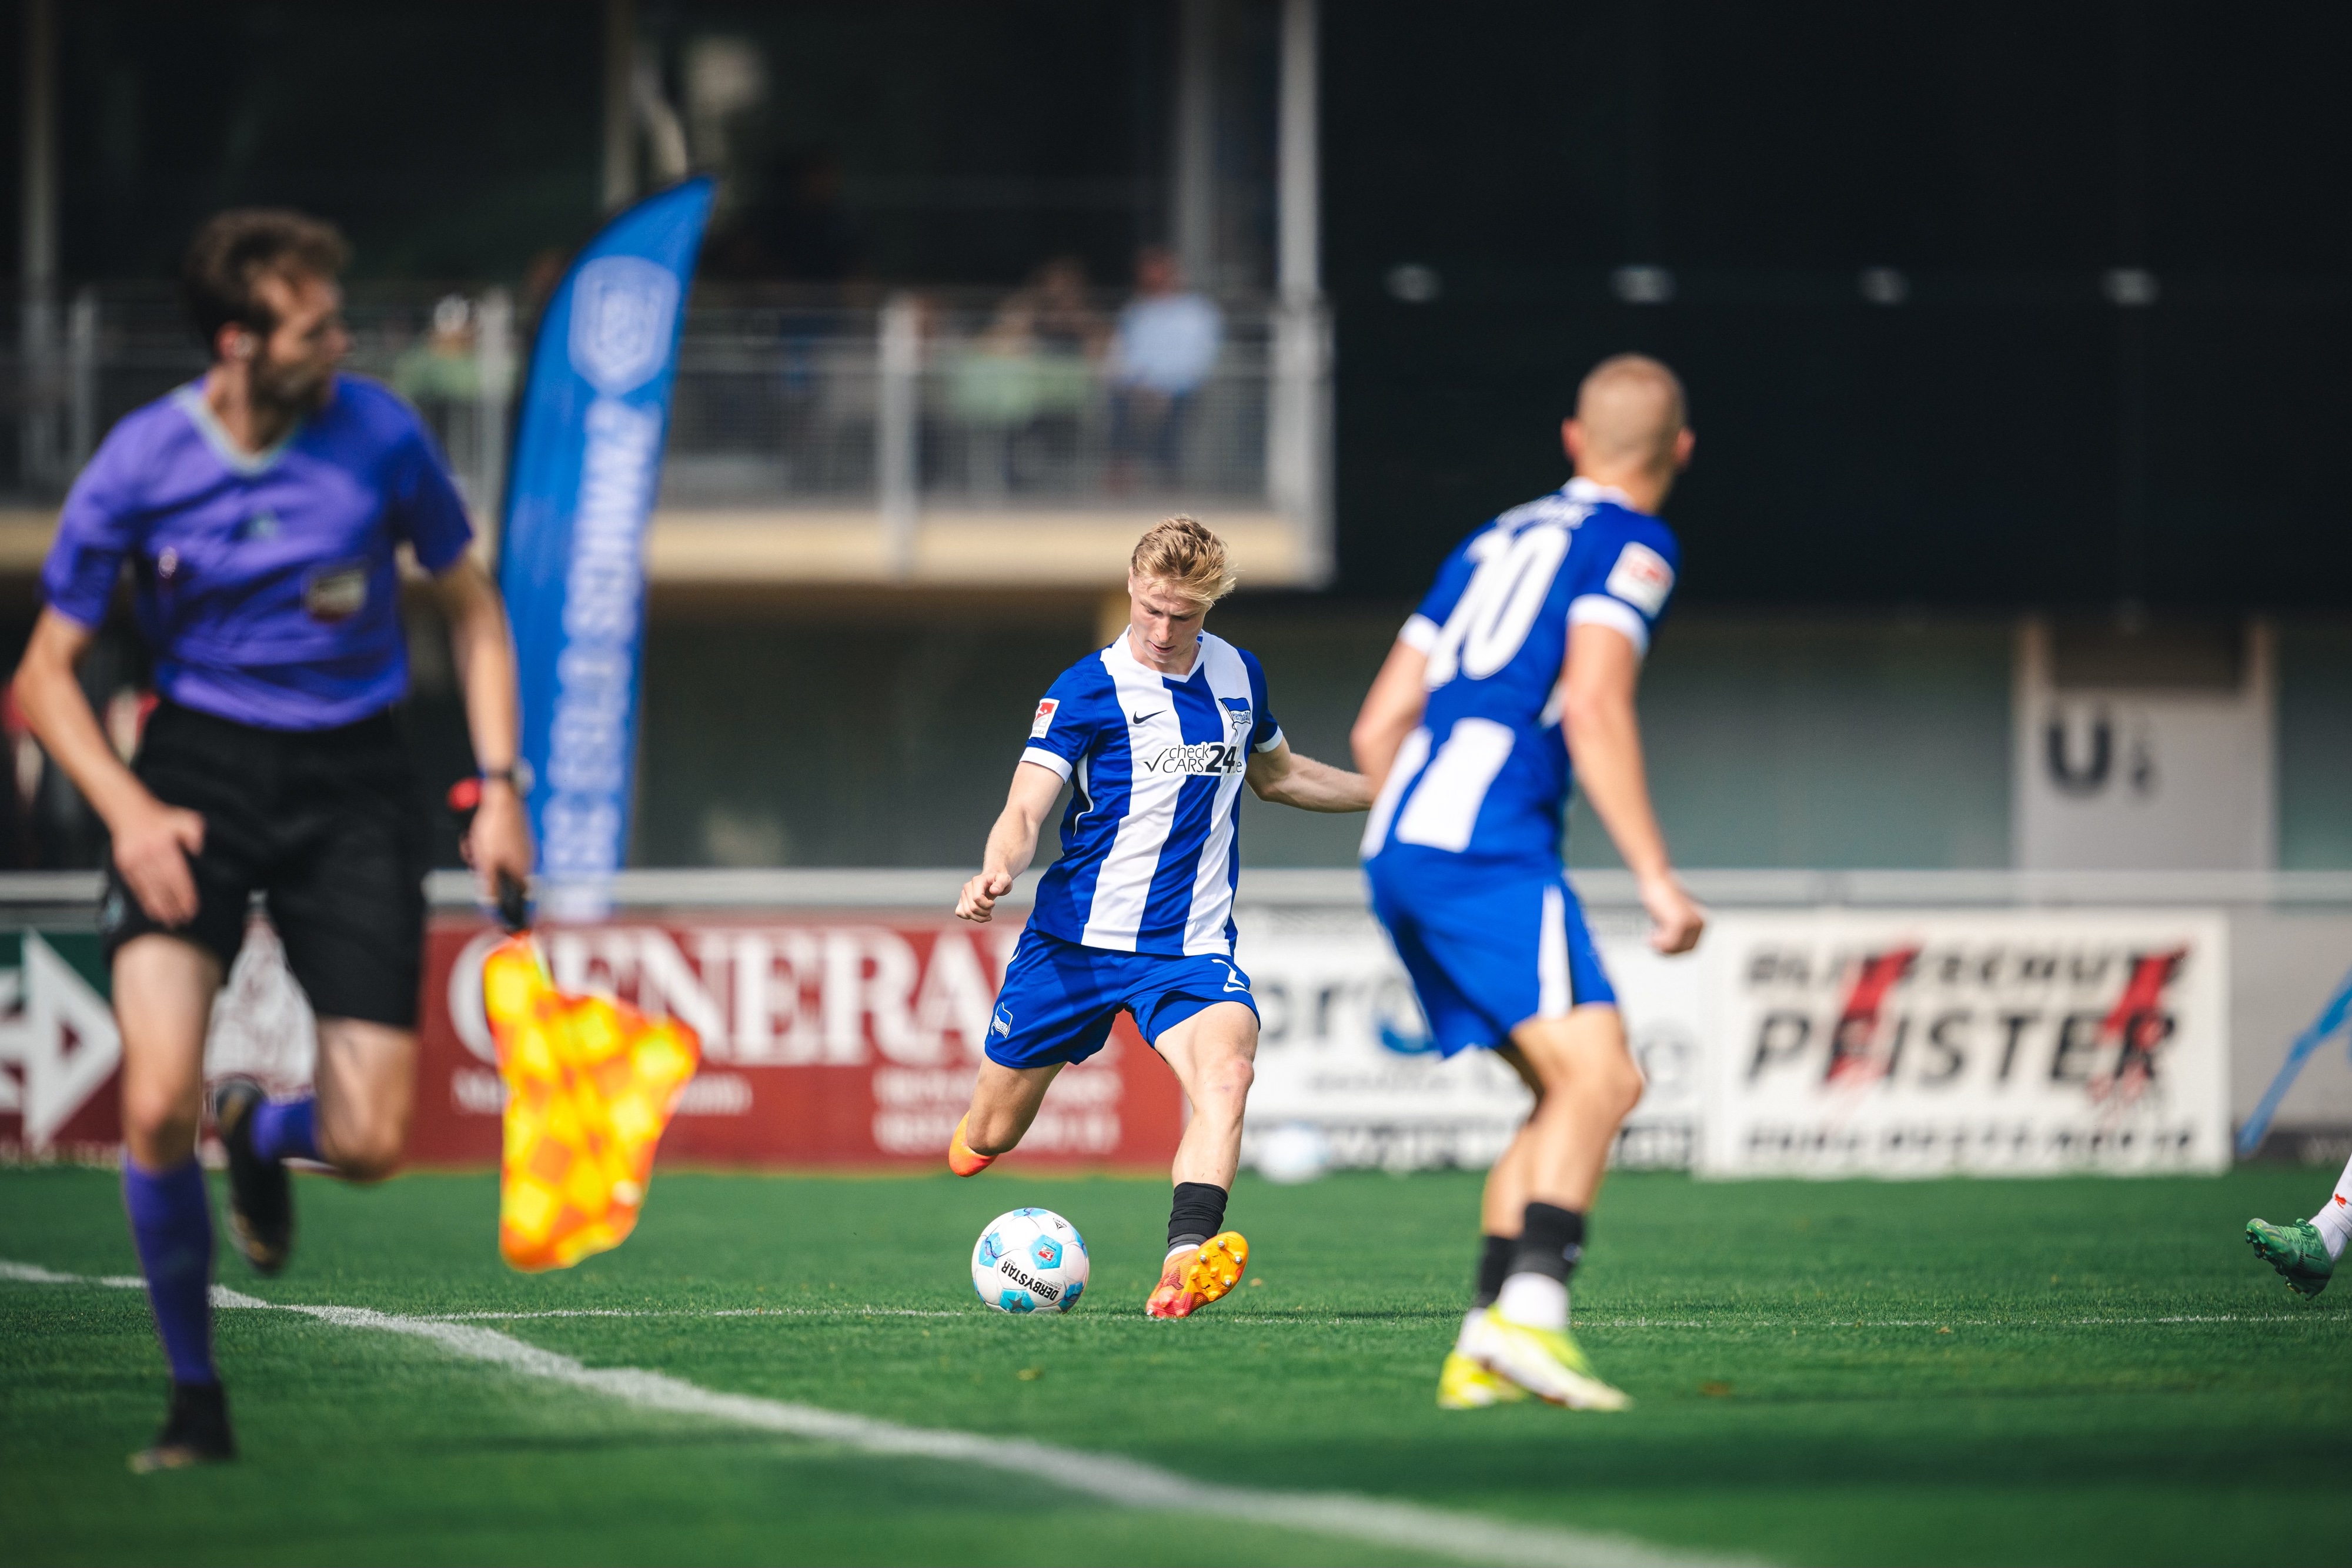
[1696,911,2231,1177]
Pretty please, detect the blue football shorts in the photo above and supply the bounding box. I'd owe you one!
[984,926,1259,1071]
[1364,863,1616,1059]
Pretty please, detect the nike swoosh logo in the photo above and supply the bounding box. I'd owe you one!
[1130,710,1162,725]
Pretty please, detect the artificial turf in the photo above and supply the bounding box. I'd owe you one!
[2,1163,2348,1567]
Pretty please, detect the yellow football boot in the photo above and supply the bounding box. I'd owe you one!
[1465,1310,1631,1411]
[1438,1310,1531,1408]
[1145,1231,1248,1318]
[1438,1354,1529,1409]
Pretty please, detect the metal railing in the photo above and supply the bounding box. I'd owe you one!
[5,288,1334,574]
[5,289,519,520]
[0,866,2346,922]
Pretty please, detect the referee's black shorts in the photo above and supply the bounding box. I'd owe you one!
[99,700,430,1029]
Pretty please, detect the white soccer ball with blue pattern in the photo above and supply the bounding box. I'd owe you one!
[971,1207,1090,1313]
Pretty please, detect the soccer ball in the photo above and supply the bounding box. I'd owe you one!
[971,1207,1090,1313]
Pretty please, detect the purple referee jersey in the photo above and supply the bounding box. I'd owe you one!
[40,375,475,731]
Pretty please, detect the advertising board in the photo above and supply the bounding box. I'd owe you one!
[1696,911,2231,1176]
[0,931,121,1159]
[0,900,2237,1182]
[0,915,1182,1169]
[1234,902,1706,1171]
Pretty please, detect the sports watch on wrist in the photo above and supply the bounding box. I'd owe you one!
[479,761,533,793]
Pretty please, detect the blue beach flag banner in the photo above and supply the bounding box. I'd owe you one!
[500,178,715,917]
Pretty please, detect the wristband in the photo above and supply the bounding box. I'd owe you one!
[479,762,533,793]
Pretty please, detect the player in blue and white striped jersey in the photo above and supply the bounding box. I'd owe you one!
[1352,355,1706,1409]
[952,517,1371,1318]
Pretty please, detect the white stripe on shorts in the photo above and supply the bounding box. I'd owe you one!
[1538,883,1570,1017]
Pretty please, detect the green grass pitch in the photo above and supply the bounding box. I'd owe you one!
[4,1163,2348,1566]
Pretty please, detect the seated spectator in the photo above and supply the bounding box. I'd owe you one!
[1107,246,1221,490]
[1030,256,1108,362]
[946,297,1045,493]
[390,295,482,405]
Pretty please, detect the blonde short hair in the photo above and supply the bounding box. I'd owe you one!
[1129,516,1237,607]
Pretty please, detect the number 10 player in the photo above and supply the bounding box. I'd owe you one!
[1352,355,1705,1409]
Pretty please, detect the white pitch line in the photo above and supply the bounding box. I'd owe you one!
[2,1261,1719,1568]
[380,1306,2352,1330]
[423,1306,970,1321]
[11,1266,2311,1335]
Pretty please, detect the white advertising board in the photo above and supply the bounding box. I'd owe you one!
[1232,902,1708,1171]
[1698,911,2231,1177]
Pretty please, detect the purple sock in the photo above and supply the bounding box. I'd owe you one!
[249,1095,318,1164]
[122,1158,217,1386]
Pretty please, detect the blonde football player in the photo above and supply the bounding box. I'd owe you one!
[951,518,1371,1316]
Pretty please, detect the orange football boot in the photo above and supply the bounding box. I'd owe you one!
[947,1115,995,1177]
[1144,1231,1248,1318]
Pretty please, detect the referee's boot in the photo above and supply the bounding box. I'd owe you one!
[210,1077,294,1276]
[130,1380,236,1473]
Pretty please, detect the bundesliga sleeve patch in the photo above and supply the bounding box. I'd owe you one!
[1030,698,1060,739]
[1605,542,1675,616]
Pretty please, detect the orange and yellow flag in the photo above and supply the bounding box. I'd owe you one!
[481,935,701,1272]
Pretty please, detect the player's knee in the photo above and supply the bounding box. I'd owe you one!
[966,1112,1022,1157]
[333,1144,405,1183]
[322,1119,409,1183]
[1602,1057,1646,1118]
[122,1090,198,1169]
[1203,1051,1254,1109]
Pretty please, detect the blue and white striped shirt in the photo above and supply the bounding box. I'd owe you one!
[1021,631,1282,957]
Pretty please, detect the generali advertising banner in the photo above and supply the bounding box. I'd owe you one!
[1234,904,1706,1171]
[0,916,1182,1169]
[1696,911,2231,1177]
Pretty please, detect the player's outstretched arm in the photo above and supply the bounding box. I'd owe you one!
[434,557,534,897]
[1561,621,1704,955]
[1245,736,1372,813]
[1350,638,1429,791]
[957,760,1065,922]
[11,608,206,926]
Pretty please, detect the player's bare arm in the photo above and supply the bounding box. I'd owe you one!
[433,556,534,894]
[1559,621,1703,954]
[1349,638,1430,791]
[1244,735,1372,812]
[11,609,206,927]
[956,759,1065,922]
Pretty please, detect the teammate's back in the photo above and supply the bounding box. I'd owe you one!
[1349,353,1703,1412]
[1362,480,1679,875]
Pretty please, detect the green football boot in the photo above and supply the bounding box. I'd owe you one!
[2246,1218,2333,1298]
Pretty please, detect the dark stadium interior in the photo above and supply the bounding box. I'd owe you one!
[5,2,2347,609]
[1,1,2348,874]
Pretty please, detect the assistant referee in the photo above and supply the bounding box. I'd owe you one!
[12,209,534,1470]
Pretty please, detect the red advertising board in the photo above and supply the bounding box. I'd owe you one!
[1,915,1183,1172]
[411,915,1183,1169]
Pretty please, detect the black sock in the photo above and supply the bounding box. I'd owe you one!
[1511,1202,1586,1284]
[1167,1182,1228,1251]
[1472,1234,1515,1309]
